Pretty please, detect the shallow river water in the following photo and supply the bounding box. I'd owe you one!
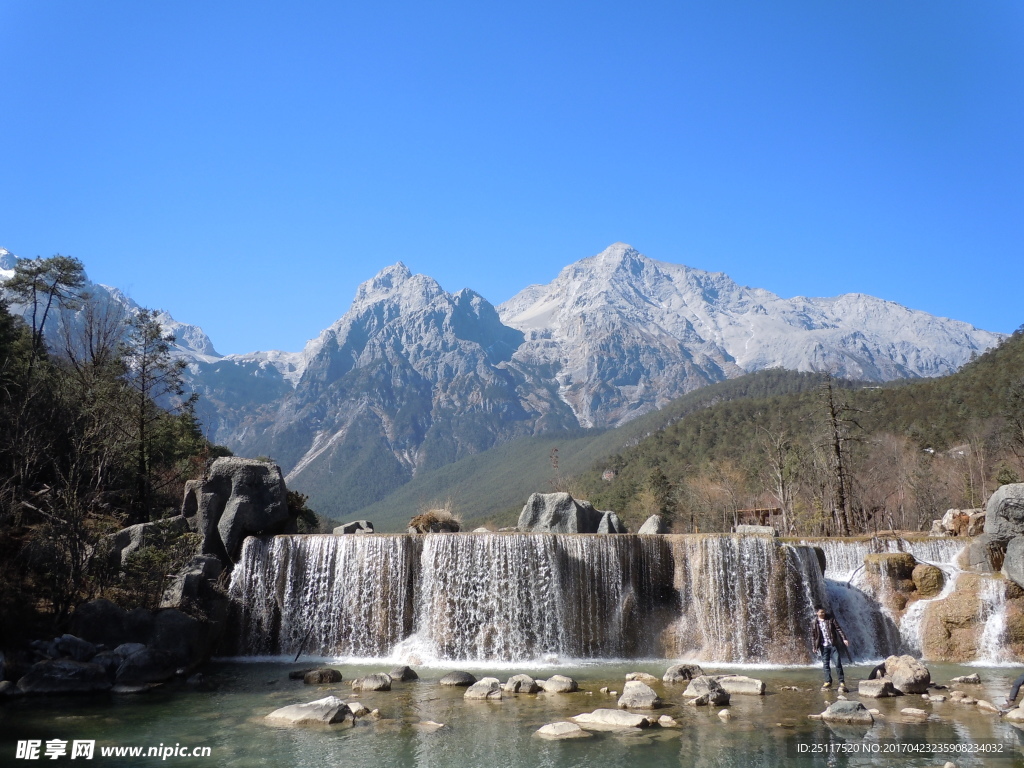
[2,660,1023,767]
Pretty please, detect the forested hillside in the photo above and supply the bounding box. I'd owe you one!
[352,368,862,530]
[0,257,227,642]
[574,328,1024,535]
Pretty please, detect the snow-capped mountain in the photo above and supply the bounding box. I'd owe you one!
[2,243,1005,516]
[199,262,576,512]
[499,243,1003,427]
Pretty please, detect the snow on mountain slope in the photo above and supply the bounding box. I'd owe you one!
[499,243,1003,427]
[1,248,221,362]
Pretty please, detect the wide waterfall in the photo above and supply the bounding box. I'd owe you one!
[227,533,827,664]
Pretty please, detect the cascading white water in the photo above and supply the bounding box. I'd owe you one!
[228,535,418,657]
[977,577,1009,664]
[800,536,969,660]
[667,535,826,664]
[228,532,828,664]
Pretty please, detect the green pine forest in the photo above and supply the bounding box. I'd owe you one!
[0,256,230,644]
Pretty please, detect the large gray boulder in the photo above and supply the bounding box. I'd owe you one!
[960,533,1006,572]
[983,484,1024,543]
[517,493,605,533]
[638,515,668,534]
[106,517,191,569]
[181,457,293,562]
[617,681,662,709]
[265,696,354,726]
[17,660,112,694]
[884,655,930,694]
[597,511,627,534]
[1004,536,1024,590]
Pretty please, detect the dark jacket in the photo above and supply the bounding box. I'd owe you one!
[811,615,848,652]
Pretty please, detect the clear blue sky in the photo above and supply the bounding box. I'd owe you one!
[2,1,1022,354]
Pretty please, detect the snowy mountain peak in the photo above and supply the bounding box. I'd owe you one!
[351,262,445,310]
[499,243,1005,428]
[0,248,16,272]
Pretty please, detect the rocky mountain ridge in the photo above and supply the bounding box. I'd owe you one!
[1,244,1004,515]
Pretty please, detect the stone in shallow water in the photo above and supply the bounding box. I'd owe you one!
[304,668,342,685]
[858,679,899,698]
[821,701,873,725]
[949,673,981,685]
[265,696,353,726]
[625,672,659,683]
[713,675,765,695]
[351,673,391,692]
[663,664,705,684]
[464,678,502,700]
[901,707,929,720]
[539,674,578,693]
[439,671,476,687]
[884,655,931,694]
[389,665,418,682]
[617,681,662,709]
[571,709,651,729]
[535,722,591,739]
[504,674,539,694]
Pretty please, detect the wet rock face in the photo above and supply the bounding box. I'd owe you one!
[912,564,945,597]
[181,457,293,563]
[921,574,984,662]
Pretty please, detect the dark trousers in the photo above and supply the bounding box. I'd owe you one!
[821,645,844,683]
[1010,672,1024,703]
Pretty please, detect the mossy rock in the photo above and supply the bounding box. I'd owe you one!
[912,564,945,598]
[865,552,917,579]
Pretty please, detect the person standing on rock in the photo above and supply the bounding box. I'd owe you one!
[812,607,850,692]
